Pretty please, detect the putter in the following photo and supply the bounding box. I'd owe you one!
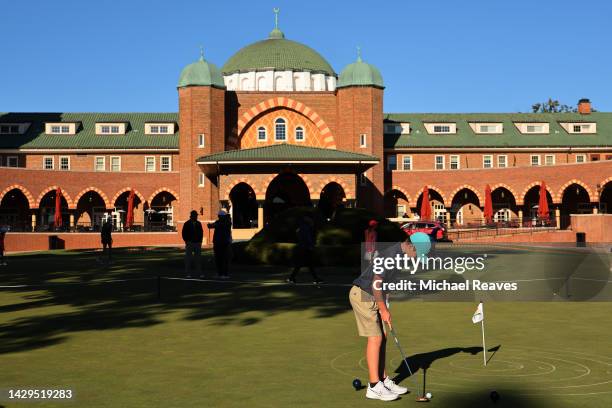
[386,323,430,402]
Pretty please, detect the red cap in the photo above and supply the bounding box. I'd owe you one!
[369,220,378,227]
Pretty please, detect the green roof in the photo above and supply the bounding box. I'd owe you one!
[196,143,378,163]
[221,31,335,76]
[384,112,612,148]
[178,56,225,88]
[337,56,384,89]
[0,112,179,149]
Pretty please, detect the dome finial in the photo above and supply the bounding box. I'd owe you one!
[199,45,204,61]
[357,46,362,62]
[269,7,285,39]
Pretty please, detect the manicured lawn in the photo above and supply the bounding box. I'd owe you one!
[0,247,611,407]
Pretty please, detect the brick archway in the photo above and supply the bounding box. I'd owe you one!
[229,97,335,149]
[557,179,595,203]
[319,177,353,200]
[148,188,180,205]
[599,176,612,200]
[520,181,549,205]
[0,184,35,208]
[490,183,519,203]
[36,186,73,208]
[413,185,447,207]
[111,188,145,206]
[224,178,260,201]
[449,184,483,206]
[73,187,111,209]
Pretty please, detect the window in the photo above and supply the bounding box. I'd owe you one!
[387,155,397,171]
[526,125,545,133]
[47,123,74,134]
[7,156,18,167]
[160,156,171,172]
[576,154,586,163]
[257,127,267,142]
[111,126,119,134]
[434,155,444,170]
[295,126,305,142]
[43,156,54,170]
[198,134,205,147]
[51,125,61,133]
[545,154,555,166]
[531,155,541,166]
[159,125,168,134]
[0,125,20,134]
[150,125,159,134]
[477,124,501,133]
[573,125,581,133]
[483,155,493,168]
[95,156,105,171]
[450,155,460,170]
[101,125,110,134]
[61,125,69,133]
[59,156,70,170]
[433,125,451,133]
[198,172,205,187]
[110,156,121,172]
[274,118,286,141]
[360,133,367,148]
[497,155,507,168]
[402,155,412,170]
[145,156,155,172]
[359,172,367,186]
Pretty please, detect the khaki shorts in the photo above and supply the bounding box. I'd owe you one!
[349,285,383,337]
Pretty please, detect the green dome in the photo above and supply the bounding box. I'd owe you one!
[337,56,384,89]
[221,29,335,76]
[178,56,225,88]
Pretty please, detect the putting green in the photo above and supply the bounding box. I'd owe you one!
[0,247,611,407]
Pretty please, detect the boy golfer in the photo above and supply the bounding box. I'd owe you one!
[349,239,416,401]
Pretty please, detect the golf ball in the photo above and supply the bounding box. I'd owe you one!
[352,379,362,390]
[425,392,432,399]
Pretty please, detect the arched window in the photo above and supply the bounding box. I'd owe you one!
[257,126,267,142]
[240,77,250,91]
[275,118,286,141]
[295,126,305,142]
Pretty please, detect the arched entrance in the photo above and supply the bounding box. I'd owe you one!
[560,183,591,228]
[230,182,258,228]
[76,191,107,231]
[523,185,553,225]
[599,181,612,213]
[113,191,142,230]
[491,187,518,223]
[384,189,409,219]
[415,189,445,221]
[264,172,311,222]
[0,188,31,231]
[451,188,481,226]
[319,182,346,220]
[39,190,69,230]
[149,191,177,230]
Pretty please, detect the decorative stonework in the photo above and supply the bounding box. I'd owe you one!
[0,184,35,208]
[73,187,111,209]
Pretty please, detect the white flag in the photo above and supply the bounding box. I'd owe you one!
[472,302,484,324]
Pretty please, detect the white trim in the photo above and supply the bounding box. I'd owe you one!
[575,154,587,163]
[1,148,178,153]
[434,155,445,170]
[110,155,121,172]
[385,147,612,152]
[402,154,412,171]
[198,172,205,187]
[196,160,379,165]
[59,155,70,170]
[497,154,508,168]
[145,156,156,172]
[43,155,54,170]
[449,154,460,170]
[294,125,305,142]
[198,134,206,148]
[544,154,555,166]
[94,155,106,171]
[482,154,493,169]
[530,154,541,166]
[6,155,18,167]
[256,126,267,142]
[160,155,172,171]
[274,117,287,142]
[359,133,367,148]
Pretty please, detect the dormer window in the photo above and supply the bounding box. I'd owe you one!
[0,124,28,134]
[384,123,410,134]
[560,122,596,134]
[470,123,503,134]
[425,123,456,134]
[145,123,175,135]
[96,123,126,135]
[515,123,549,134]
[45,123,77,135]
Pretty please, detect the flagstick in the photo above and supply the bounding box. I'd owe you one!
[481,319,487,366]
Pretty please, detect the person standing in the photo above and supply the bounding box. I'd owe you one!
[0,227,7,266]
[364,219,378,264]
[287,216,323,284]
[182,210,204,278]
[208,210,232,279]
[100,216,113,264]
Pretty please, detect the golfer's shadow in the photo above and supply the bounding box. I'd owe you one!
[393,345,501,383]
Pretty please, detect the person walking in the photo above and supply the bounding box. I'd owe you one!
[208,210,232,279]
[287,216,323,284]
[100,216,113,264]
[182,210,204,278]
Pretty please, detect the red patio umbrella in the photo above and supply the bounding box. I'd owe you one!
[126,189,135,229]
[420,186,432,221]
[537,181,550,220]
[483,184,494,224]
[54,187,63,228]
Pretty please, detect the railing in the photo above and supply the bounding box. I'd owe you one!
[447,217,565,241]
[4,222,177,233]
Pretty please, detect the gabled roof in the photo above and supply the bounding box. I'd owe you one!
[0,113,179,150]
[384,112,612,148]
[196,143,378,163]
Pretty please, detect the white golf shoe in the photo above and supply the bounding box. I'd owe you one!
[384,376,408,395]
[365,381,399,401]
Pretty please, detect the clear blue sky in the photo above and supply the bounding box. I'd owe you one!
[1,0,610,113]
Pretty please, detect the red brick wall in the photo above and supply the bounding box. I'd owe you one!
[570,214,612,242]
[2,153,179,172]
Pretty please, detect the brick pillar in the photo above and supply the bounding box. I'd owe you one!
[555,208,561,229]
[518,210,523,226]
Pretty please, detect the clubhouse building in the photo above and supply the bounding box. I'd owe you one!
[1,19,611,244]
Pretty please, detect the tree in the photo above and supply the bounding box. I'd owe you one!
[531,98,575,113]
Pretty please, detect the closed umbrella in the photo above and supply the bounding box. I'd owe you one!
[420,186,432,221]
[538,181,549,220]
[126,189,135,229]
[483,184,494,224]
[54,187,63,228]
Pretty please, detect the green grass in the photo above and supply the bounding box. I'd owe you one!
[0,247,611,407]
